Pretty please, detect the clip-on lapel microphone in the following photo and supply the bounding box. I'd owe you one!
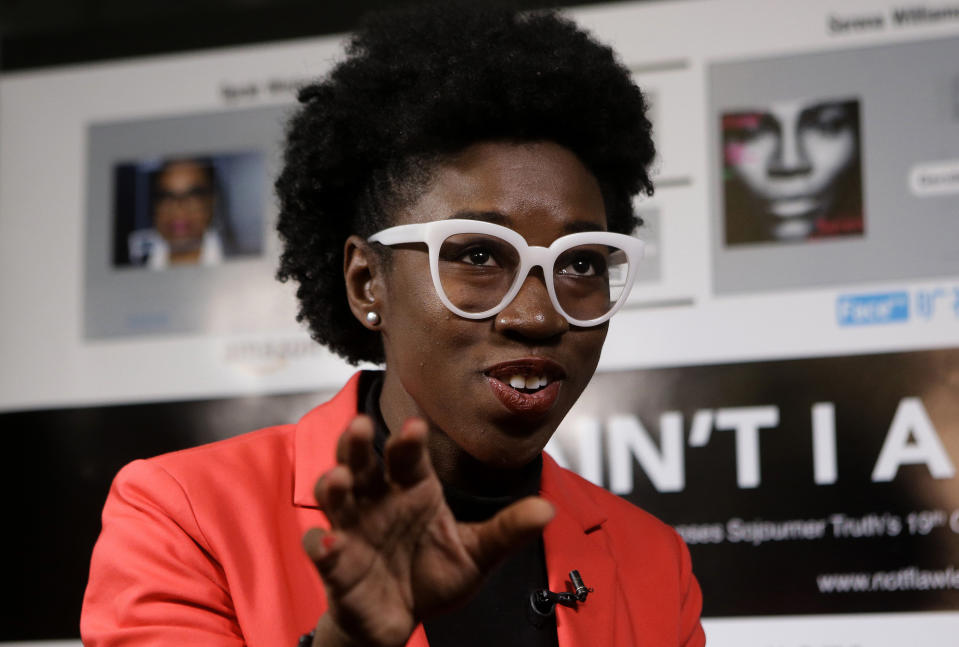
[529,569,593,617]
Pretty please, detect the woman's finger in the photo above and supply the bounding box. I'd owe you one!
[336,415,374,466]
[313,465,358,527]
[464,496,555,572]
[384,418,432,488]
[337,416,388,499]
[302,527,341,571]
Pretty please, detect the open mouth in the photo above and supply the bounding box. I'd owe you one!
[484,359,565,416]
[486,360,563,391]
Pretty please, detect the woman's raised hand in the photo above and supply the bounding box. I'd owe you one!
[302,415,555,647]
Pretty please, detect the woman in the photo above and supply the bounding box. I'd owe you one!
[81,5,705,647]
[128,158,225,268]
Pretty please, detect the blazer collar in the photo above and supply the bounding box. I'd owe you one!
[293,371,365,508]
[540,453,607,532]
[291,373,432,647]
[540,454,619,647]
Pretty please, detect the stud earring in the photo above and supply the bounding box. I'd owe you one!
[366,311,381,326]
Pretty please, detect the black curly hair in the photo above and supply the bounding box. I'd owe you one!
[275,2,655,365]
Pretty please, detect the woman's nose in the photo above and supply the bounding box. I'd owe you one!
[767,126,813,178]
[492,269,568,339]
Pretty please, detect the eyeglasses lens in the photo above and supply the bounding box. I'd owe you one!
[437,233,629,320]
[553,244,628,321]
[155,187,212,214]
[438,233,521,313]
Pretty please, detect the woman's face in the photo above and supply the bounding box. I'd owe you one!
[375,141,610,474]
[723,99,857,240]
[153,161,215,252]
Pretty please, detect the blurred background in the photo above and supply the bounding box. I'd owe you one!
[1,0,958,645]
[0,0,622,69]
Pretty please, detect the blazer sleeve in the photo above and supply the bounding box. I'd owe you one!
[81,459,245,647]
[676,531,706,647]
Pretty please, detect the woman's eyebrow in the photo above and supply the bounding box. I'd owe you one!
[563,221,605,234]
[801,102,850,119]
[724,109,767,119]
[448,210,509,224]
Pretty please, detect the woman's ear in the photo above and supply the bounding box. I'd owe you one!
[344,235,384,330]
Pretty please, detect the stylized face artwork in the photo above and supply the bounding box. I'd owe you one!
[723,99,859,241]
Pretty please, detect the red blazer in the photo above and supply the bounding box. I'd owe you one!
[82,372,705,647]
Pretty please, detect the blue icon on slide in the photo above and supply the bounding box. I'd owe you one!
[837,292,909,326]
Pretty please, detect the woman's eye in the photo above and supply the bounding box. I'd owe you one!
[803,104,851,136]
[722,113,777,143]
[460,248,497,266]
[560,257,598,276]
[812,114,847,135]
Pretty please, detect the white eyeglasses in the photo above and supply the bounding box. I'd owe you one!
[368,219,644,327]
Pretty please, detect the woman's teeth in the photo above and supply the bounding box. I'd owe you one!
[508,374,548,390]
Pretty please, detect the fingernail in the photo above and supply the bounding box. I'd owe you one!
[322,533,337,551]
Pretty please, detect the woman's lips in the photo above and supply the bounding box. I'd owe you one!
[484,358,565,417]
[487,377,561,416]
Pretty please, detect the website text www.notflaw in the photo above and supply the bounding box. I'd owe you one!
[817,565,959,593]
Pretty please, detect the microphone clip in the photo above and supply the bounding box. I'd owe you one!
[529,569,593,617]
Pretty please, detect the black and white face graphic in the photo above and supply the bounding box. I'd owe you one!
[723,98,862,243]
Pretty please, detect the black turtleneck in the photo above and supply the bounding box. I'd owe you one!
[359,372,559,647]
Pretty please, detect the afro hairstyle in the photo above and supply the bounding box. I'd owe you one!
[275,2,655,365]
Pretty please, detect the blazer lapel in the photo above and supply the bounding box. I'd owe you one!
[292,374,434,647]
[540,455,619,647]
[407,625,429,647]
[293,372,364,509]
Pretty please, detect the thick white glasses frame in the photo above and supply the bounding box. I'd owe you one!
[368,219,645,327]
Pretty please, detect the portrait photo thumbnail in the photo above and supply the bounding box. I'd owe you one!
[84,104,291,339]
[720,97,865,247]
[112,151,266,270]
